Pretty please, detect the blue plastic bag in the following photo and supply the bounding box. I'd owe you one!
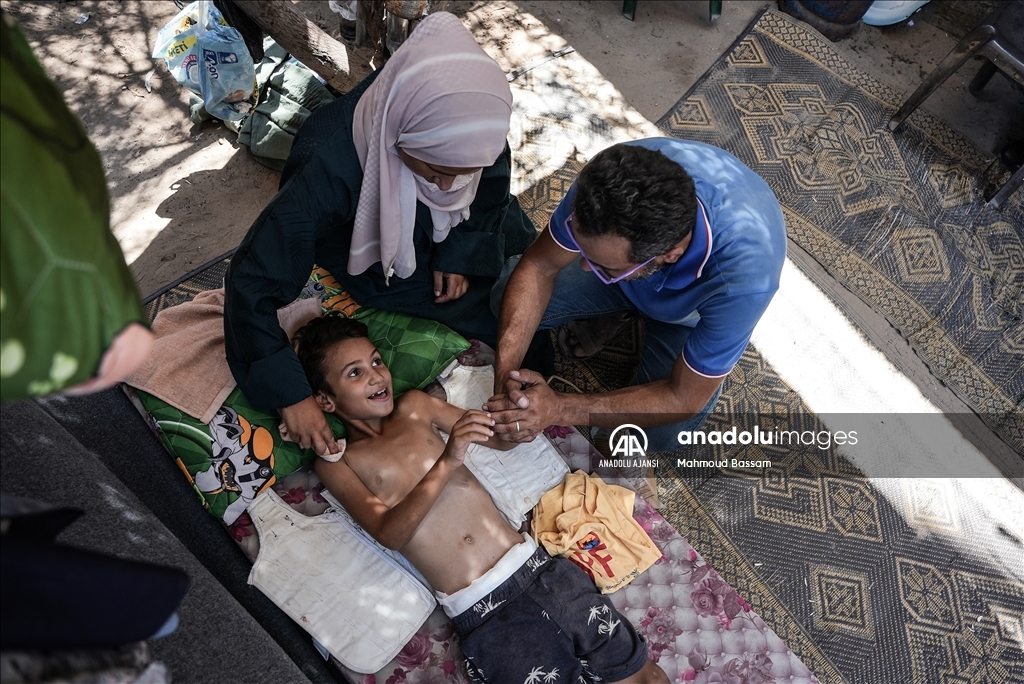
[151,1,256,121]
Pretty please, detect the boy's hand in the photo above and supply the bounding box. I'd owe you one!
[280,396,341,457]
[442,410,495,467]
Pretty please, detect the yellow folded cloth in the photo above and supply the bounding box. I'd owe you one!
[531,470,661,593]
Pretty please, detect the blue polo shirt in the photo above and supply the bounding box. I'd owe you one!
[548,138,786,378]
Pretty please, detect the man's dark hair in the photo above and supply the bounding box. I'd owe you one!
[293,315,370,396]
[572,144,697,262]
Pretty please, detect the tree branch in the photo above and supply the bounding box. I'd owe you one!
[232,0,374,93]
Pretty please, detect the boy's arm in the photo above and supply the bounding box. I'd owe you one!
[316,457,456,551]
[415,390,515,451]
[314,409,498,550]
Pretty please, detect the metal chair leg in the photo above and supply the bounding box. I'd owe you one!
[986,163,1024,209]
[888,25,997,131]
[969,59,999,95]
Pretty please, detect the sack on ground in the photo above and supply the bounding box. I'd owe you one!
[151,0,256,121]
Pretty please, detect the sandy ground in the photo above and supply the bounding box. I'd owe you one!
[3,0,1021,299]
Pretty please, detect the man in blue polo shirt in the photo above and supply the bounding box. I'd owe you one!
[484,138,786,451]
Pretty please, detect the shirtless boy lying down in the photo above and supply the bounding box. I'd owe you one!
[293,316,667,684]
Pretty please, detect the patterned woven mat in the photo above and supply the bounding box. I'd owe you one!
[656,7,1023,457]
[506,10,1023,683]
[143,255,231,317]
[655,359,1024,684]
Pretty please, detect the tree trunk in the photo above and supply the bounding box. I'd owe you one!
[232,0,373,93]
[357,0,387,56]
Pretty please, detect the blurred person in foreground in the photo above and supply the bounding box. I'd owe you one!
[1,11,152,400]
[1,11,183,667]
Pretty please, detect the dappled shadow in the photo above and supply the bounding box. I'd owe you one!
[131,147,278,297]
[462,0,570,73]
[4,1,203,204]
[5,0,281,298]
[3,0,376,296]
[501,32,660,194]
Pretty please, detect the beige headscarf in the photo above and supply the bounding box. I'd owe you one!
[350,12,513,282]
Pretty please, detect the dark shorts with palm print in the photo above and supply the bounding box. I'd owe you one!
[452,547,648,684]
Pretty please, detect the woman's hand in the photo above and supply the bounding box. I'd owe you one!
[280,396,340,457]
[433,272,469,303]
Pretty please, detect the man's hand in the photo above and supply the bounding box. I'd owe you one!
[433,271,469,303]
[484,369,559,443]
[280,396,340,457]
[442,409,496,466]
[492,369,532,409]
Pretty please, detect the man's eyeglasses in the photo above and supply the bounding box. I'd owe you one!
[566,216,657,285]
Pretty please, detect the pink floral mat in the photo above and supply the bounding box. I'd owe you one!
[227,459,817,683]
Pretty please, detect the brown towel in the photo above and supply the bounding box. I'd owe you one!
[126,290,322,424]
[125,289,235,424]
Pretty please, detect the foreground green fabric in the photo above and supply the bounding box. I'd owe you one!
[0,13,145,399]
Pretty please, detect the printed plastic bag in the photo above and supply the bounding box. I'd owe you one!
[151,1,256,121]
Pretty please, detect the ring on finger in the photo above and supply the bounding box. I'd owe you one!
[516,420,521,432]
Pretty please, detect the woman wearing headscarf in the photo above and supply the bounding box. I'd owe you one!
[224,12,535,455]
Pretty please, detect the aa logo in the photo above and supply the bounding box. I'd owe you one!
[609,424,648,458]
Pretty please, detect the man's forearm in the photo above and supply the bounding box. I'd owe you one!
[494,260,554,387]
[552,380,679,427]
[552,376,717,429]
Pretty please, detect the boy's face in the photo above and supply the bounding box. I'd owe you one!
[315,337,394,420]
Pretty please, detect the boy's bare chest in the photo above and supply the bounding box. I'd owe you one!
[346,421,447,506]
